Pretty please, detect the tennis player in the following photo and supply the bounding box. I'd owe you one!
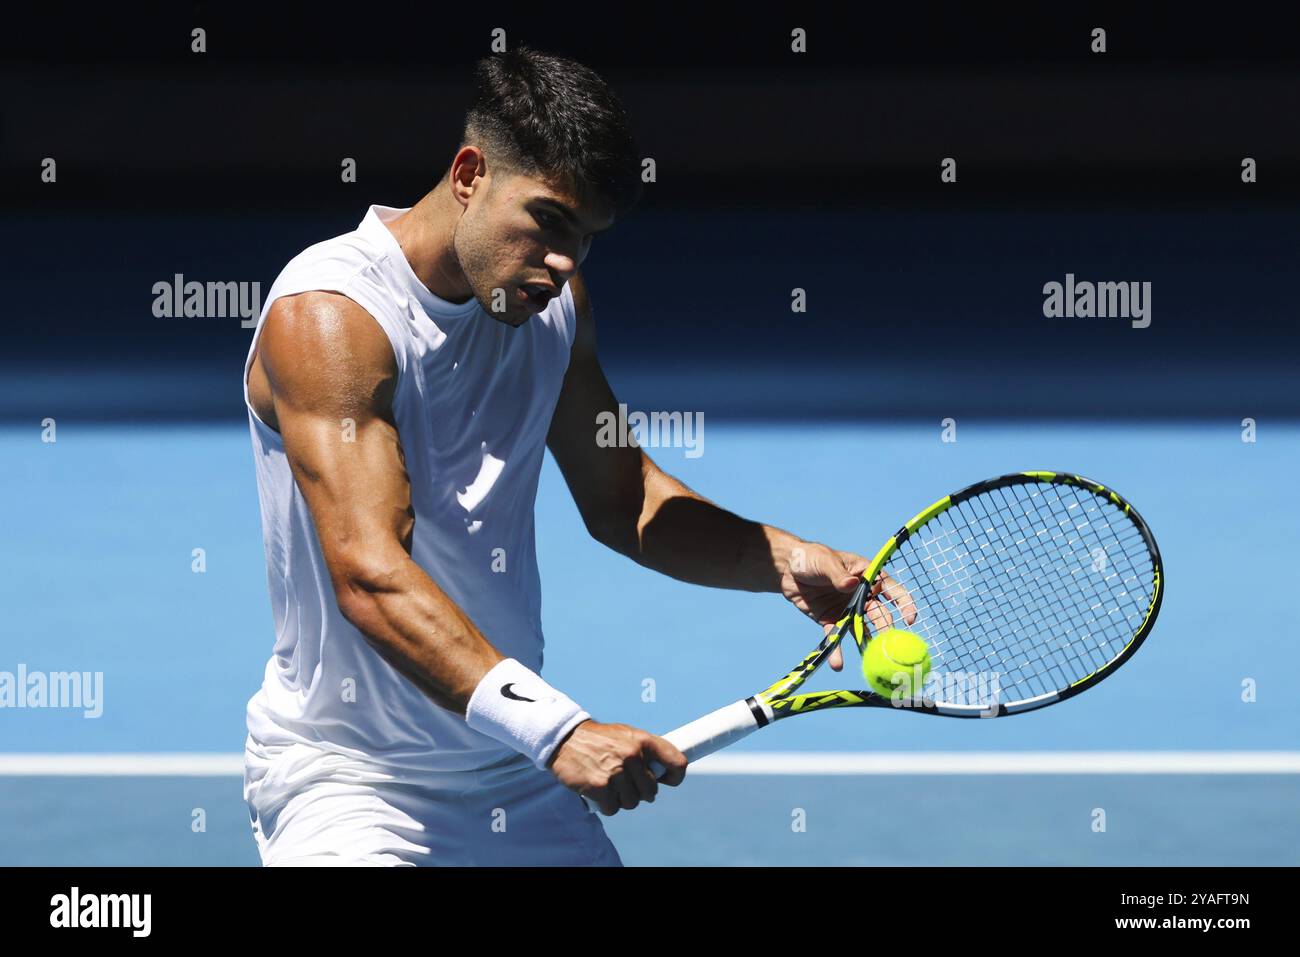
[241,47,883,866]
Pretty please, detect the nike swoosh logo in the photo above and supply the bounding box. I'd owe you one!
[500,683,537,703]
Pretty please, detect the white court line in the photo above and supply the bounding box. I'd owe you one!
[692,752,1300,775]
[1,752,1299,776]
[0,754,245,776]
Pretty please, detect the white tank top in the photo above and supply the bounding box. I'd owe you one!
[242,205,577,776]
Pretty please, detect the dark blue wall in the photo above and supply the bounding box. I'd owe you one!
[2,6,1296,419]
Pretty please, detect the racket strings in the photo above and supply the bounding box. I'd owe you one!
[880,482,1156,707]
[944,486,1135,690]
[967,487,1142,695]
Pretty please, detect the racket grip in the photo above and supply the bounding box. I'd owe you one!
[580,698,764,814]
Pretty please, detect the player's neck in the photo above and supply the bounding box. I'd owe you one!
[387,190,474,306]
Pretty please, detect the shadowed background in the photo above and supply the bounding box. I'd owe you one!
[2,5,1297,420]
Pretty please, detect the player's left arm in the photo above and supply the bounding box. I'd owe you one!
[546,272,890,665]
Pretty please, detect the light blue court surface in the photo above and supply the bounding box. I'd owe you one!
[0,420,1297,865]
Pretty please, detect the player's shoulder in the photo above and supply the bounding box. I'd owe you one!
[264,290,385,348]
[564,270,598,357]
[260,291,396,398]
[568,269,593,322]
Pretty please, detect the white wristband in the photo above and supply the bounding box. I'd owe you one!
[465,658,590,769]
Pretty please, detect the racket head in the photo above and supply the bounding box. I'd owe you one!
[762,471,1163,719]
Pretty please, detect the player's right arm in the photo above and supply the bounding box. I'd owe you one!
[252,291,680,814]
[253,291,497,710]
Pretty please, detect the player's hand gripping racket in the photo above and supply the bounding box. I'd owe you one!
[581,471,1163,814]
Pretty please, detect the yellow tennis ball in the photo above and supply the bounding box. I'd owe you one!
[862,628,932,697]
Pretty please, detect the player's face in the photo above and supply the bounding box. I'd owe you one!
[454,170,615,327]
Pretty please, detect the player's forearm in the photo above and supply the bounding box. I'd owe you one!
[619,462,801,592]
[333,547,592,770]
[332,549,504,714]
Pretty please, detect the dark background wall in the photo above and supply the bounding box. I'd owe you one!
[1,4,1296,419]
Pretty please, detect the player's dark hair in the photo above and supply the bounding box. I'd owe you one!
[462,47,644,216]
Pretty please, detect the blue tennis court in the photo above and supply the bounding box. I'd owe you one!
[2,419,1296,865]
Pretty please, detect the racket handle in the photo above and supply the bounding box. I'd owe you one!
[580,698,764,814]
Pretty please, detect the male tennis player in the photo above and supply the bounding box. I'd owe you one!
[241,47,900,866]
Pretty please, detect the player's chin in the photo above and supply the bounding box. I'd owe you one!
[488,306,534,328]
[497,294,545,326]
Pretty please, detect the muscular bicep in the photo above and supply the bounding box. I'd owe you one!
[547,273,666,552]
[257,292,413,586]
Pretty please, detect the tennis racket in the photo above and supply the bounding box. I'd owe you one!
[582,470,1163,813]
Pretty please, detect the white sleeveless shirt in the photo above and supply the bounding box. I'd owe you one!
[242,205,577,776]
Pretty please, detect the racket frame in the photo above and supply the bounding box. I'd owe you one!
[762,470,1164,721]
